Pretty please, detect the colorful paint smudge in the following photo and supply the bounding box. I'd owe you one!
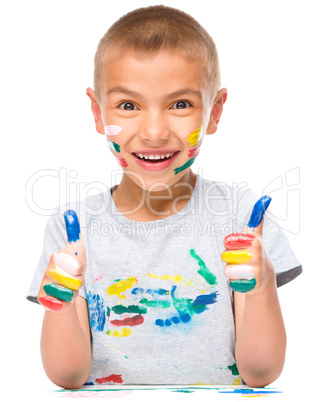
[222,250,252,264]
[64,210,80,243]
[189,249,217,285]
[43,283,74,302]
[186,126,202,146]
[87,292,106,332]
[107,277,138,299]
[174,157,196,175]
[107,140,121,153]
[115,156,128,167]
[104,125,122,136]
[95,374,123,384]
[188,145,201,157]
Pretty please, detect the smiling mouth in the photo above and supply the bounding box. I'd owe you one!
[131,151,180,163]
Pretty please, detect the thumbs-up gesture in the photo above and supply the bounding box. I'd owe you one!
[37,210,87,312]
[222,196,275,294]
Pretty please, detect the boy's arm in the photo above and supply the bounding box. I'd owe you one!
[41,296,92,389]
[234,284,286,387]
[223,196,286,387]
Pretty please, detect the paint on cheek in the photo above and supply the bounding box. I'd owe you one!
[224,233,255,249]
[222,250,252,264]
[52,252,80,276]
[48,266,82,290]
[224,264,255,280]
[186,126,202,146]
[107,140,121,153]
[104,125,122,136]
[230,278,256,292]
[174,157,196,175]
[188,145,201,158]
[115,156,128,167]
[38,295,64,311]
[44,283,74,302]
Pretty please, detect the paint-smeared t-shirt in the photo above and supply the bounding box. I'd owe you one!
[26,173,302,386]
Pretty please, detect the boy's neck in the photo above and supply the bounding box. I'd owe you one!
[111,170,197,222]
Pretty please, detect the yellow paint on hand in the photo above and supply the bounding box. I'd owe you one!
[186,126,202,146]
[48,267,82,290]
[121,328,131,337]
[107,277,138,299]
[222,250,252,264]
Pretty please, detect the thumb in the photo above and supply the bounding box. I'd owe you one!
[245,195,271,236]
[63,210,86,259]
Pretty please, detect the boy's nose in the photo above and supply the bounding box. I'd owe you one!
[139,113,170,143]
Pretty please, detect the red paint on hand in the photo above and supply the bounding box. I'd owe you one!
[224,233,255,249]
[38,296,64,311]
[95,374,123,384]
[110,314,144,326]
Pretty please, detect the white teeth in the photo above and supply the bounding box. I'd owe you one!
[135,152,175,160]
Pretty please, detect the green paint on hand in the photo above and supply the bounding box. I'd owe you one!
[112,304,148,314]
[174,157,196,175]
[43,283,74,302]
[189,249,217,285]
[230,278,256,293]
[107,141,121,153]
[139,298,171,308]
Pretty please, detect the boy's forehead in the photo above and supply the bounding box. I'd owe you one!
[101,50,209,99]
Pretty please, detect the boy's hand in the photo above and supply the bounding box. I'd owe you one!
[37,210,86,312]
[222,196,276,294]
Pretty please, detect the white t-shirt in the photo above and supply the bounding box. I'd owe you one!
[27,173,302,385]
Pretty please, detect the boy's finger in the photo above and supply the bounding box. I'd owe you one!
[245,195,271,235]
[224,233,255,250]
[64,210,81,244]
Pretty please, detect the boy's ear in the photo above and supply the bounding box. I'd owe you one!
[206,88,228,135]
[86,88,105,135]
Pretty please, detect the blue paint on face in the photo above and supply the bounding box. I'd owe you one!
[86,291,106,332]
[64,210,80,243]
[247,196,271,228]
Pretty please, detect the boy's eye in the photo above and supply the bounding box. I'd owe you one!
[171,101,191,109]
[119,102,139,111]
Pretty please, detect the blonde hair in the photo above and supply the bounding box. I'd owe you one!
[94,5,221,102]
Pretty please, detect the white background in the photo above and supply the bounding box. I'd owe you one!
[1,0,323,400]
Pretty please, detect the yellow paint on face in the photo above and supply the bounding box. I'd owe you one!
[222,250,252,264]
[186,126,202,146]
[107,277,138,299]
[47,267,82,290]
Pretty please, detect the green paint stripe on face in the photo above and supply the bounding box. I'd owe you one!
[229,278,256,293]
[107,140,121,153]
[174,157,196,175]
[139,298,171,308]
[189,249,217,285]
[43,283,74,302]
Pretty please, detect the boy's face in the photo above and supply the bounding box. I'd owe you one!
[87,50,226,192]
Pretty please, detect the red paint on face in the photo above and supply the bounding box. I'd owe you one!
[95,374,123,384]
[110,314,144,326]
[38,296,64,311]
[224,233,255,249]
[116,157,128,167]
[188,145,201,157]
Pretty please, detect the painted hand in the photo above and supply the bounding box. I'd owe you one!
[222,196,276,294]
[37,210,87,312]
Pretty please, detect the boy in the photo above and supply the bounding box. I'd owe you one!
[27,5,302,389]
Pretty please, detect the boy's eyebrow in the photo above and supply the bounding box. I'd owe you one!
[106,87,202,101]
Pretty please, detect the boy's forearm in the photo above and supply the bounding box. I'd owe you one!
[235,281,287,388]
[41,303,91,389]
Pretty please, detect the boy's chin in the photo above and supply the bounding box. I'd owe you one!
[126,171,189,193]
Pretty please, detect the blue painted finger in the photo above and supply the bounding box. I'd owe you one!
[64,210,80,243]
[247,196,271,228]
